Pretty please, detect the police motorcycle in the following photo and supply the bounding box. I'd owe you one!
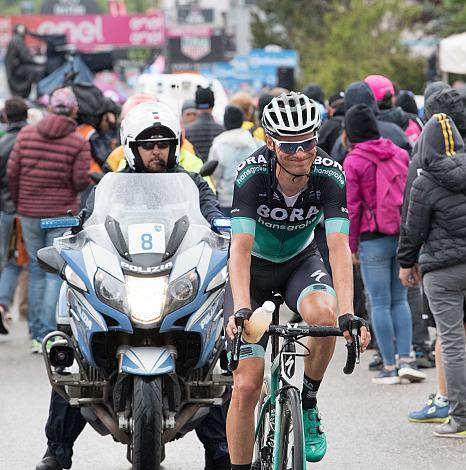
[37,172,231,470]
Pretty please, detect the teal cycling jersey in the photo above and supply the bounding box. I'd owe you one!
[231,146,350,263]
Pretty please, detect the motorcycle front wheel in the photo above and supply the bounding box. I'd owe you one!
[130,375,163,470]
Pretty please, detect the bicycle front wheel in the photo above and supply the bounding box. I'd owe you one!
[277,387,305,470]
[252,382,273,470]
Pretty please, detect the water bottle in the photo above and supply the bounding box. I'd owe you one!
[242,301,275,343]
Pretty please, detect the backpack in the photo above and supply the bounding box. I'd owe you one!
[353,147,408,235]
[404,118,422,147]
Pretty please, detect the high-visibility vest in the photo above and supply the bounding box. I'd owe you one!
[77,124,102,174]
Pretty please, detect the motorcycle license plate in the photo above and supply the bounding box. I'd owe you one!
[128,223,166,254]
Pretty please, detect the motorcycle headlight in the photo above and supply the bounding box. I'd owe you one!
[95,269,129,314]
[64,265,87,292]
[164,269,199,315]
[126,275,168,327]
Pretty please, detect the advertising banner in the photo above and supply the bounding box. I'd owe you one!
[0,14,165,52]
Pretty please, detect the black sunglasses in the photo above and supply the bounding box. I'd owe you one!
[137,139,173,151]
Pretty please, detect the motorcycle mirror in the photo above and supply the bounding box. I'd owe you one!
[40,216,81,230]
[37,246,66,275]
[199,160,218,177]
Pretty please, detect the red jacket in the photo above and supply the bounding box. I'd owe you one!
[7,113,91,217]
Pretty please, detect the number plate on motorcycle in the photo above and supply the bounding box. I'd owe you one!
[128,223,166,254]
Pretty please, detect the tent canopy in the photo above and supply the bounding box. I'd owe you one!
[439,32,466,74]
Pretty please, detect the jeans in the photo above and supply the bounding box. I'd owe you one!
[0,211,22,307]
[20,216,64,341]
[359,235,413,366]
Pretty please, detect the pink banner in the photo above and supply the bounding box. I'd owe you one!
[0,14,165,51]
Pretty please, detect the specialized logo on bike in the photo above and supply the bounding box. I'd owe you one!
[235,155,268,187]
[312,156,346,189]
[256,204,321,231]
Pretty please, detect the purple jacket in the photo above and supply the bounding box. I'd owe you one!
[343,137,409,253]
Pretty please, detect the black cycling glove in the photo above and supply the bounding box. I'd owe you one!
[338,313,370,336]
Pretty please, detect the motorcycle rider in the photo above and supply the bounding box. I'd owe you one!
[36,101,230,470]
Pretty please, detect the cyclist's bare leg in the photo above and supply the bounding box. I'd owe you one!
[227,357,265,465]
[299,292,338,379]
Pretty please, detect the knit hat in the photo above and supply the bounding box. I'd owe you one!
[50,87,78,115]
[182,99,196,114]
[344,81,379,114]
[195,87,215,109]
[223,105,244,130]
[345,104,380,144]
[303,83,325,105]
[396,91,418,116]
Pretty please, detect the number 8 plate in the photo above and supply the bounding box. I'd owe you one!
[128,223,166,255]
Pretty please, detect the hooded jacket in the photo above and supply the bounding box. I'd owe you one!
[330,81,411,162]
[397,89,466,267]
[402,114,466,273]
[7,113,91,217]
[0,121,27,213]
[344,137,409,253]
[208,127,262,207]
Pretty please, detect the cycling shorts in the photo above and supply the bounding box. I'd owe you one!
[224,243,335,361]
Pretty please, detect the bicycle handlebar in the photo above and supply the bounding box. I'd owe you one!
[228,323,360,375]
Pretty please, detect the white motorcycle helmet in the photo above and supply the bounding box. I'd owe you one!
[120,101,181,171]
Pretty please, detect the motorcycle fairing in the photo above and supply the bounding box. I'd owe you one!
[118,346,175,376]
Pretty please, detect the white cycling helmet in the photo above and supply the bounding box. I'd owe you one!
[262,91,321,137]
[120,101,181,171]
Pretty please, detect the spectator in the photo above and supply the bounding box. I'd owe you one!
[303,82,327,122]
[343,104,425,385]
[319,91,345,154]
[365,75,423,147]
[181,99,198,126]
[185,86,224,162]
[208,105,262,214]
[331,81,411,163]
[396,91,419,117]
[7,87,91,353]
[0,96,29,334]
[401,114,466,438]
[229,92,265,141]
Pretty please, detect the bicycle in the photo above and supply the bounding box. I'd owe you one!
[229,294,360,470]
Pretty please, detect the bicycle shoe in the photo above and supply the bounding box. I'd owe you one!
[302,407,327,462]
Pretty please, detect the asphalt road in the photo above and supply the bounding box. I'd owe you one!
[1,316,464,470]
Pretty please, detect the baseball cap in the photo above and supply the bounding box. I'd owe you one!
[195,87,215,109]
[50,87,78,114]
[364,75,395,102]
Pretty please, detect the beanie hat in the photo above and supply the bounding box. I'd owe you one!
[303,83,325,105]
[345,104,380,144]
[182,99,196,114]
[365,75,395,102]
[424,81,451,103]
[195,87,215,109]
[344,81,379,114]
[50,87,78,115]
[396,91,418,116]
[223,105,244,130]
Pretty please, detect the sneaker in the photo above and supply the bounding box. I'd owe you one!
[372,367,400,385]
[368,353,383,371]
[31,339,42,354]
[398,361,427,382]
[302,407,327,462]
[433,417,466,439]
[0,304,10,335]
[408,394,449,423]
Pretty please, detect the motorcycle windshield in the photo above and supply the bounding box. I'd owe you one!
[55,173,217,261]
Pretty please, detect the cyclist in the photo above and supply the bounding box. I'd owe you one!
[36,101,230,470]
[224,92,370,469]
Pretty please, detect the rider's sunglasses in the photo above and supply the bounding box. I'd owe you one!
[137,139,174,151]
[272,135,318,154]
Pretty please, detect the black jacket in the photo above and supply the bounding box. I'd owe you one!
[0,121,27,213]
[400,114,466,274]
[319,106,344,155]
[185,113,224,162]
[378,106,423,133]
[84,165,223,224]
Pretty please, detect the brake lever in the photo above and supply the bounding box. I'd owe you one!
[229,318,244,372]
[352,327,361,365]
